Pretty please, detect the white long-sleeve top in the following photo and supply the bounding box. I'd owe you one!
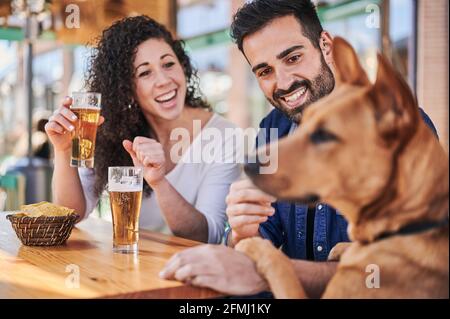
[79,114,242,243]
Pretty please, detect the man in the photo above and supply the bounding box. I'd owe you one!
[160,0,437,298]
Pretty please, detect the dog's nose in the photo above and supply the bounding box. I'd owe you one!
[244,158,261,177]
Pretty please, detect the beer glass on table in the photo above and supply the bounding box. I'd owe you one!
[70,92,101,168]
[108,167,143,254]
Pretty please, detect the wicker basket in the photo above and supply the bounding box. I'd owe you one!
[6,213,79,246]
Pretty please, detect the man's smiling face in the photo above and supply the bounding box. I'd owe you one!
[242,15,335,123]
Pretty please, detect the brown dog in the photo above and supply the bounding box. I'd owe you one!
[236,37,449,298]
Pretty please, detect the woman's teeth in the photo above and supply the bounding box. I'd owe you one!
[155,90,176,103]
[284,86,307,103]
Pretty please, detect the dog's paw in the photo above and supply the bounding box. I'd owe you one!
[328,242,352,261]
[236,237,307,299]
[235,237,275,261]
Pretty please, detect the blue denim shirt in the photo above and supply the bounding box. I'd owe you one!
[254,107,438,261]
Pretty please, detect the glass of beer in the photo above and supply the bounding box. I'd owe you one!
[70,92,101,168]
[108,166,143,254]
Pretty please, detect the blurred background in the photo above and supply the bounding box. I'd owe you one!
[0,0,448,212]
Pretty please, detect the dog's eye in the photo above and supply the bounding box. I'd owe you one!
[310,128,339,144]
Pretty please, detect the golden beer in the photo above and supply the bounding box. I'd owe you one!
[71,108,100,168]
[70,92,101,168]
[108,167,143,254]
[109,190,142,247]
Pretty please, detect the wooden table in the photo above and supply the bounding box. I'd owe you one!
[0,213,222,299]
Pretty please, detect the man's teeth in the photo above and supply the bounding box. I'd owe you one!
[156,90,176,102]
[284,87,307,103]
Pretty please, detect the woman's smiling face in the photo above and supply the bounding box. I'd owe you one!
[133,38,187,121]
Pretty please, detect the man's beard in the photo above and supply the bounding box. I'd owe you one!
[267,57,335,123]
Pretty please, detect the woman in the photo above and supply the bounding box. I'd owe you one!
[45,16,241,243]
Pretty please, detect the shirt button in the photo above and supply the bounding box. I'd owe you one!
[317,204,323,210]
[317,245,323,252]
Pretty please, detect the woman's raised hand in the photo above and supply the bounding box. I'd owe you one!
[123,137,166,187]
[45,97,104,153]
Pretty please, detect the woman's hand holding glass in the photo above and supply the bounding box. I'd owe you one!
[45,97,105,153]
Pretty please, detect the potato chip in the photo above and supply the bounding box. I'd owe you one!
[18,201,75,217]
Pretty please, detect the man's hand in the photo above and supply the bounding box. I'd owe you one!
[159,244,268,296]
[226,178,276,246]
[123,137,166,187]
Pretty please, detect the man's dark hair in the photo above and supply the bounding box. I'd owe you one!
[230,0,323,53]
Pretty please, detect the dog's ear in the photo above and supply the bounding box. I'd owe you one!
[370,53,419,146]
[332,37,370,86]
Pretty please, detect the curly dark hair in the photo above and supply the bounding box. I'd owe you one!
[86,15,210,197]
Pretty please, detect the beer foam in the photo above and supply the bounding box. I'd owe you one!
[108,185,142,192]
[71,106,101,110]
[108,168,143,192]
[108,185,142,193]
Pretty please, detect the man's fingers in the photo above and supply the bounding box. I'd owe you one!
[159,247,200,279]
[174,264,194,282]
[159,253,183,279]
[174,263,212,282]
[98,116,105,126]
[226,188,276,205]
[228,179,277,205]
[229,215,268,229]
[190,275,216,289]
[229,178,256,192]
[227,203,274,217]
